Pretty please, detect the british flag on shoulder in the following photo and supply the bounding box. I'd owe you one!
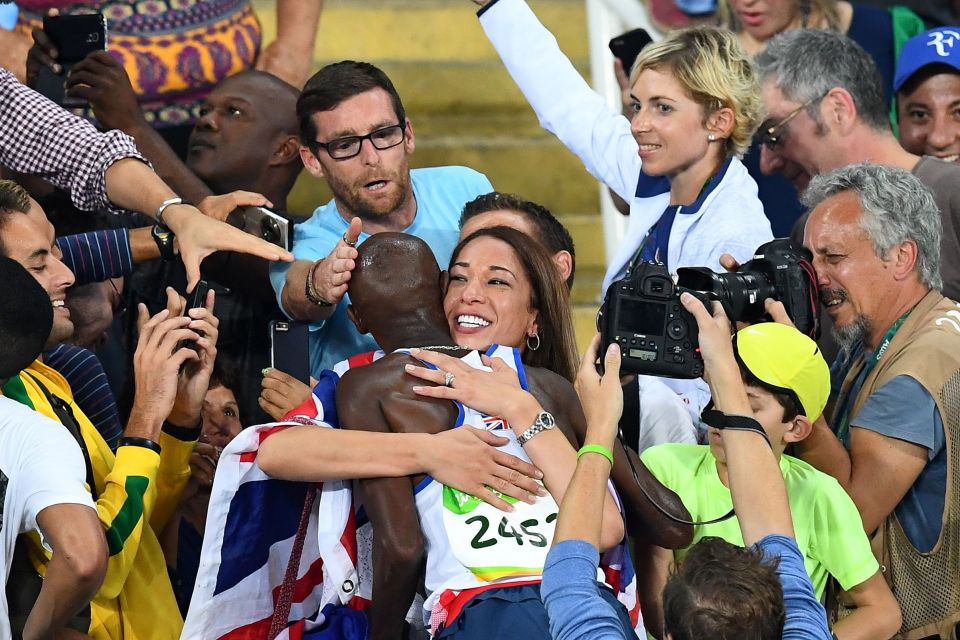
[181,369,373,640]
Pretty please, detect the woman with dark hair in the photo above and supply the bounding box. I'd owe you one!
[445,226,579,382]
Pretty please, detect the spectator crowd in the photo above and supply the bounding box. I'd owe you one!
[0,0,959,639]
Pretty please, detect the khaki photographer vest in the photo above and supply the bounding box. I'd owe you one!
[832,291,960,639]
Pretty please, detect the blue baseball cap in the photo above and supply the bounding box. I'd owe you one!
[894,28,960,93]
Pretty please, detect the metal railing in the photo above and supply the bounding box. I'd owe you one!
[585,0,662,269]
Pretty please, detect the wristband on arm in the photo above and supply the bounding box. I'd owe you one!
[577,444,614,467]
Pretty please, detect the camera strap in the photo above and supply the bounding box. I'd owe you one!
[615,432,736,527]
[25,372,98,501]
[833,308,912,445]
[700,403,773,450]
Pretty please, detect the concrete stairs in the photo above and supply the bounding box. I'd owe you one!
[254,0,607,352]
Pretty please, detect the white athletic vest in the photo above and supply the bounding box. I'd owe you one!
[404,345,561,618]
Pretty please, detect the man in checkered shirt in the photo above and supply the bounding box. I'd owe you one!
[0,67,292,288]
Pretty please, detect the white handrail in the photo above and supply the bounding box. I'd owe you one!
[585,0,662,273]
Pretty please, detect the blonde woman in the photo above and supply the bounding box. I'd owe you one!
[475,0,773,438]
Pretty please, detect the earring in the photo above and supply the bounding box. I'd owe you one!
[708,133,716,141]
[526,333,541,351]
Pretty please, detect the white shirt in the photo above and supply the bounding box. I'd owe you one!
[0,396,96,637]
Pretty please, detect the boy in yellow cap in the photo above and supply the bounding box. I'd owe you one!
[637,322,901,640]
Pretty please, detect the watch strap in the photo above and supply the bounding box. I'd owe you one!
[517,411,554,446]
[152,224,176,261]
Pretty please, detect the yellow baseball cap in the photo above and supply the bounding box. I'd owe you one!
[733,322,830,421]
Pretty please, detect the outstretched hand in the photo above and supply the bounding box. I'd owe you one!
[307,217,362,306]
[198,191,274,223]
[161,204,293,292]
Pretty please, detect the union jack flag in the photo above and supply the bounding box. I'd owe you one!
[181,371,370,640]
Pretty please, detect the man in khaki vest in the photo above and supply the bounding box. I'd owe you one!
[795,162,960,639]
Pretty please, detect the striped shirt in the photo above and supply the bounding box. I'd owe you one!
[43,344,122,451]
[56,228,133,286]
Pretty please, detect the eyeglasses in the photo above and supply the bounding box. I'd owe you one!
[760,94,823,150]
[314,123,406,160]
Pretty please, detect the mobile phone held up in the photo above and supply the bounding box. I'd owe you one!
[228,207,294,251]
[608,28,653,75]
[179,280,209,354]
[35,13,108,107]
[270,321,310,385]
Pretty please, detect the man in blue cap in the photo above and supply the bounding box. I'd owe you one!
[895,27,960,164]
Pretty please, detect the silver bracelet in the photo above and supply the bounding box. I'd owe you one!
[155,196,183,228]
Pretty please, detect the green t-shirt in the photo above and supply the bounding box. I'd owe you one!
[640,443,878,596]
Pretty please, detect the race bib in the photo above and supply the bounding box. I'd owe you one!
[441,484,559,582]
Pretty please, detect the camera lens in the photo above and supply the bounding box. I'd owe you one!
[720,272,776,323]
[261,218,280,244]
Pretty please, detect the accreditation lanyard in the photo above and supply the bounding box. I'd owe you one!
[833,310,912,445]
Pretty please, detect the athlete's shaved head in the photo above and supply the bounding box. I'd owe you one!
[348,233,449,349]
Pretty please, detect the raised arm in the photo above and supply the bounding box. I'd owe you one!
[256,0,325,88]
[681,293,794,543]
[539,336,629,640]
[474,0,640,201]
[64,51,214,205]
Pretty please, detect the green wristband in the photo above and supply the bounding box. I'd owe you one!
[577,444,614,467]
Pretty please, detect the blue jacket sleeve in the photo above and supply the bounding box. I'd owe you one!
[541,540,628,640]
[757,535,833,640]
[55,228,134,286]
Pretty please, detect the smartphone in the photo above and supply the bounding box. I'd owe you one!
[229,207,293,251]
[270,321,310,384]
[608,28,653,74]
[35,13,108,107]
[179,280,209,353]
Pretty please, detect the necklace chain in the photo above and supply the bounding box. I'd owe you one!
[409,345,470,351]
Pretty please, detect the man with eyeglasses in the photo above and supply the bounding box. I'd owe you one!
[754,28,960,302]
[269,61,493,375]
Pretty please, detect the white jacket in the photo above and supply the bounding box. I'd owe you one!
[478,0,773,295]
[480,0,774,432]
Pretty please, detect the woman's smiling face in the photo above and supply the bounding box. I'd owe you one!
[444,235,539,352]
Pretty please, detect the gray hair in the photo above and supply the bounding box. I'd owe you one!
[802,163,942,291]
[755,29,888,131]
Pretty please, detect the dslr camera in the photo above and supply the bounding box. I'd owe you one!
[599,239,819,378]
